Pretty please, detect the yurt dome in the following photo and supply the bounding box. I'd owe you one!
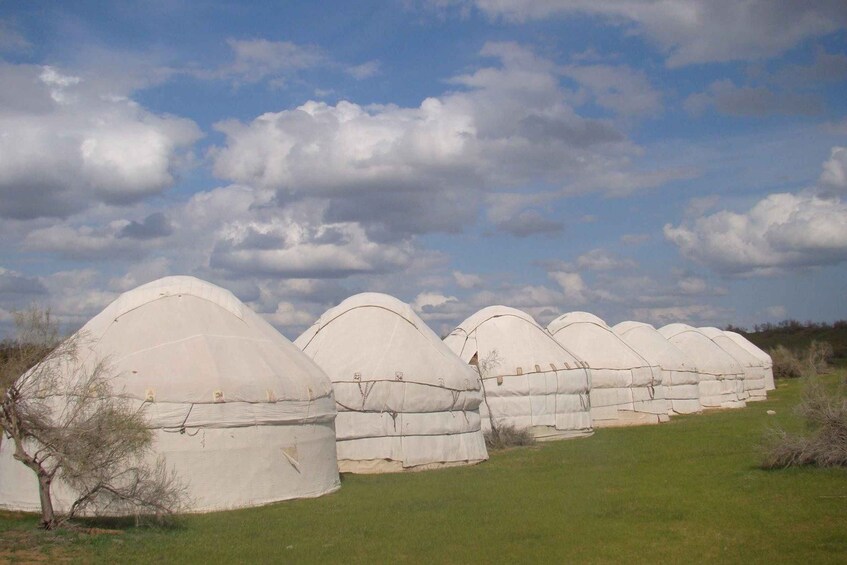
[548,312,668,427]
[699,327,767,401]
[658,324,746,409]
[723,331,776,391]
[444,306,592,441]
[0,276,340,514]
[613,321,702,415]
[295,293,488,473]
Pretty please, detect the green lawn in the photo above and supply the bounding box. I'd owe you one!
[2,374,846,563]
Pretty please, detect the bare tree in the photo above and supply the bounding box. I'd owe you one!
[0,308,186,530]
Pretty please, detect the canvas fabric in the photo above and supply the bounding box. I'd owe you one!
[295,293,488,472]
[0,276,341,514]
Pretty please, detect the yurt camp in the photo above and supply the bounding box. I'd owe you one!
[613,321,702,415]
[547,312,668,427]
[699,327,767,401]
[0,276,341,514]
[443,306,592,440]
[723,331,776,391]
[658,324,747,409]
[295,293,488,473]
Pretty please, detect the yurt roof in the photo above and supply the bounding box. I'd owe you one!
[548,312,652,368]
[613,321,698,372]
[699,327,763,369]
[75,276,332,406]
[295,292,477,389]
[444,305,584,372]
[724,331,773,365]
[658,324,744,376]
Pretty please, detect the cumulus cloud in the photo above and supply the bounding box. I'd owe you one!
[820,147,847,194]
[117,212,173,240]
[453,270,484,289]
[664,192,847,275]
[684,79,823,117]
[221,38,325,84]
[211,42,674,239]
[452,0,847,67]
[0,62,200,220]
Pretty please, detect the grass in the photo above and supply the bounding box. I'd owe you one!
[2,374,846,563]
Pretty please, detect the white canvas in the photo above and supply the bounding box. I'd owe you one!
[444,306,593,441]
[613,321,702,415]
[658,324,747,409]
[295,293,488,473]
[699,327,768,401]
[548,312,668,427]
[0,276,341,514]
[724,331,776,391]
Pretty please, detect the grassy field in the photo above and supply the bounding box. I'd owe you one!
[1,374,846,563]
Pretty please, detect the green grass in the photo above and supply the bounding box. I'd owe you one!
[2,375,846,563]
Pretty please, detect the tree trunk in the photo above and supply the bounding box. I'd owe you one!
[37,472,56,530]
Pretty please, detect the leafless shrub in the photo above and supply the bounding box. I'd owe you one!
[761,378,847,469]
[807,340,834,375]
[0,307,186,530]
[770,345,804,379]
[484,423,535,450]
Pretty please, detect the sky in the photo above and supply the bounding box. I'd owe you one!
[1,0,846,339]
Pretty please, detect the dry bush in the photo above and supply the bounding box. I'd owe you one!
[484,423,535,450]
[762,378,847,469]
[770,345,805,379]
[0,307,186,529]
[807,340,834,375]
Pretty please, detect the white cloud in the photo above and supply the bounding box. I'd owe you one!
[576,248,636,271]
[665,192,847,275]
[453,270,484,289]
[211,42,673,238]
[223,38,325,84]
[549,271,588,305]
[631,304,733,327]
[820,147,847,194]
[0,62,200,220]
[458,0,847,67]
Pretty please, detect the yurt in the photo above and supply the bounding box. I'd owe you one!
[295,293,488,473]
[699,327,766,401]
[658,324,746,409]
[0,276,340,514]
[724,331,776,391]
[443,306,592,440]
[548,312,668,427]
[613,321,702,415]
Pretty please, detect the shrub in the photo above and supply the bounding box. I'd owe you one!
[484,424,535,450]
[761,378,847,469]
[770,345,805,379]
[807,340,834,375]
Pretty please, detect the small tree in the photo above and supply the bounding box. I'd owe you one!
[0,308,185,530]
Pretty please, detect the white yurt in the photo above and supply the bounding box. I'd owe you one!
[548,312,668,427]
[295,293,488,473]
[0,276,340,514]
[699,327,767,401]
[613,321,702,415]
[443,306,592,440]
[724,331,776,391]
[658,324,747,409]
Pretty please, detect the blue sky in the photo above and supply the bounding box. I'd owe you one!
[1,0,846,338]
